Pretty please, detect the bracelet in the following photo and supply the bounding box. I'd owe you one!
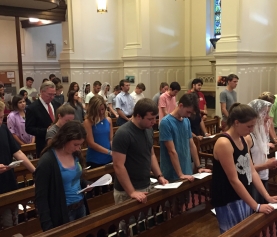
[107,150,111,155]
[157,174,164,179]
[255,204,260,213]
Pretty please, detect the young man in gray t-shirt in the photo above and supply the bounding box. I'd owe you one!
[220,74,239,131]
[112,98,168,204]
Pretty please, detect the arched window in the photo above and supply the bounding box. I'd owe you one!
[214,0,221,38]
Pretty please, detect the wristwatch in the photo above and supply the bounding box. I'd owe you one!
[156,174,164,179]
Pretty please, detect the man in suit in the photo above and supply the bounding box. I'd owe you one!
[26,81,60,157]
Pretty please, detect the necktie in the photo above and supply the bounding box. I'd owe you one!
[47,103,55,122]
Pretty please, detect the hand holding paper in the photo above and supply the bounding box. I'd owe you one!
[203,135,216,139]
[77,174,112,194]
[8,160,23,168]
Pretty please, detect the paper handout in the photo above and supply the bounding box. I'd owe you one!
[154,182,183,189]
[269,203,277,209]
[8,160,23,168]
[203,135,216,139]
[77,174,112,194]
[211,208,216,215]
[150,178,158,183]
[18,204,31,211]
[192,173,212,179]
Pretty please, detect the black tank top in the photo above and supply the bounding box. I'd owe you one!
[211,134,253,207]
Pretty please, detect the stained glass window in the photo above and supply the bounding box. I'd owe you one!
[214,0,221,37]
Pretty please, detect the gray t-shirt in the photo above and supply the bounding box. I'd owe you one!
[220,89,237,121]
[45,124,59,141]
[152,92,161,107]
[74,104,84,123]
[108,93,117,111]
[112,121,153,191]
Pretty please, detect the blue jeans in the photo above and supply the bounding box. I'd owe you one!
[215,199,252,234]
[68,204,86,222]
[116,117,129,126]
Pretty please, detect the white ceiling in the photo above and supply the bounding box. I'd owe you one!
[0,0,59,10]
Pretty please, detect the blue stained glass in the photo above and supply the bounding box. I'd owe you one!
[214,0,221,36]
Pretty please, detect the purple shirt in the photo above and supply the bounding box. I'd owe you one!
[7,111,33,144]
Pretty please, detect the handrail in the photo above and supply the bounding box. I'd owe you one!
[34,176,212,237]
[219,211,277,237]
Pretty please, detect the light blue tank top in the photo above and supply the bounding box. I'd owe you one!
[53,149,83,205]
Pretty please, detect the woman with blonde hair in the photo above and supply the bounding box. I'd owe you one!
[83,95,113,168]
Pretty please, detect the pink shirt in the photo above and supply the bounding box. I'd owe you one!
[7,111,33,144]
[158,92,176,122]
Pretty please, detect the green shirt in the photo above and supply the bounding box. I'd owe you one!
[269,94,277,127]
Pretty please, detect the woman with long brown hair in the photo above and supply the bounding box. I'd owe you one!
[35,121,91,231]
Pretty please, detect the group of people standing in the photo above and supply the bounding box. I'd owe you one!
[2,72,277,235]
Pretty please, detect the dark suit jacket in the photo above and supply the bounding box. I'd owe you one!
[25,99,60,157]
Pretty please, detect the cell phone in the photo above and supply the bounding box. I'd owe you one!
[8,160,23,168]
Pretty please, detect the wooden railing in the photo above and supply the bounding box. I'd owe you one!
[33,176,212,237]
[0,163,115,236]
[219,211,277,237]
[205,116,221,135]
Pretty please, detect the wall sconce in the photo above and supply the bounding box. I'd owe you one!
[97,0,107,13]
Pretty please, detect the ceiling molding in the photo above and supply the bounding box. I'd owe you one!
[0,0,66,21]
[0,0,59,10]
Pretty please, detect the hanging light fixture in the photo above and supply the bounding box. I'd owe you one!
[29,18,39,22]
[97,0,107,13]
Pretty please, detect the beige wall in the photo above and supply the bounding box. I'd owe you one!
[1,0,276,115]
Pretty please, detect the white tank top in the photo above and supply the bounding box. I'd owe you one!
[250,133,268,180]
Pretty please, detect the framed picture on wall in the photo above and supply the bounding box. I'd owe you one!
[125,76,135,83]
[217,76,227,86]
[46,42,56,58]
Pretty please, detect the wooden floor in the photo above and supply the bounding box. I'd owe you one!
[167,212,220,237]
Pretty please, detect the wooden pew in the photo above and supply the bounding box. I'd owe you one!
[193,134,220,169]
[21,143,37,159]
[204,116,221,135]
[33,176,214,237]
[219,211,277,237]
[0,163,116,237]
[111,117,117,127]
[153,131,159,145]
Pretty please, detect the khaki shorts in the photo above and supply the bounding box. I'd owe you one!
[113,186,152,205]
[0,207,18,228]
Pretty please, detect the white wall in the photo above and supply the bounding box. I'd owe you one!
[215,0,277,116]
[0,17,63,91]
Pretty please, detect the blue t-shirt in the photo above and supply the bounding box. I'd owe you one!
[53,149,83,206]
[86,118,112,164]
[159,114,193,181]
